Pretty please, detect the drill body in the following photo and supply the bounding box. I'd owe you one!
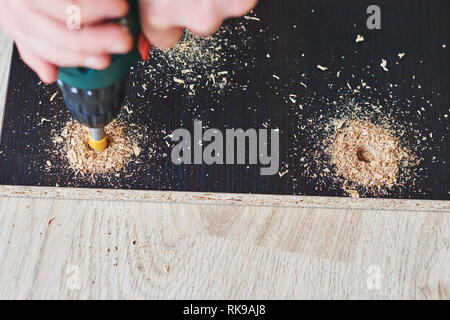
[57,0,142,151]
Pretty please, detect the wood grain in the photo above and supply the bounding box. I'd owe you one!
[0,197,449,299]
[0,29,448,300]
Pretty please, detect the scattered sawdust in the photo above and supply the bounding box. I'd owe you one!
[164,30,224,69]
[56,120,138,174]
[49,92,58,102]
[380,59,389,71]
[40,118,51,125]
[343,181,360,198]
[173,77,185,84]
[327,119,410,191]
[146,28,235,94]
[356,34,365,43]
[244,15,260,21]
[142,19,256,96]
[30,10,440,199]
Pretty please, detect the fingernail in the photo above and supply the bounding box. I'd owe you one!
[84,57,105,69]
[110,41,130,53]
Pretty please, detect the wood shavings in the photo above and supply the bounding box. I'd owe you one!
[146,27,243,94]
[50,92,58,102]
[56,120,137,174]
[317,65,328,71]
[173,77,185,84]
[40,118,51,125]
[398,53,406,59]
[244,16,260,21]
[380,59,389,72]
[132,144,141,157]
[279,170,289,178]
[123,105,133,115]
[343,181,360,198]
[328,119,407,189]
[355,34,365,43]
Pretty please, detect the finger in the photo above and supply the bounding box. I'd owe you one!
[18,8,134,55]
[139,0,224,38]
[215,0,259,18]
[16,43,58,83]
[187,19,222,37]
[183,0,258,35]
[138,1,181,49]
[176,0,224,35]
[63,23,135,54]
[29,0,129,26]
[24,36,112,69]
[141,21,183,50]
[12,20,116,69]
[0,0,19,38]
[141,0,221,35]
[142,26,183,50]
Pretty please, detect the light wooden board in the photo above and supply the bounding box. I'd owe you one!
[0,197,449,299]
[0,31,449,300]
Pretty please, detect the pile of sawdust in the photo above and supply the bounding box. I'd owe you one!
[327,119,409,191]
[55,120,141,174]
[297,99,425,198]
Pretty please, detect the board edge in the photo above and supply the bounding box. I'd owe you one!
[0,185,448,212]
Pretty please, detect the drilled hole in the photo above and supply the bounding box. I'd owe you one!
[356,144,378,163]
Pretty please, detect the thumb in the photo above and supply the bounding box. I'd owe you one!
[139,0,183,50]
[141,22,183,50]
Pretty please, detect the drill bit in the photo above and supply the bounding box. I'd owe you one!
[89,127,108,152]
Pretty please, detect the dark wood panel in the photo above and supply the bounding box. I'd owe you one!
[0,0,448,200]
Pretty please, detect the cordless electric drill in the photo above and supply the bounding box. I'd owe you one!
[57,0,148,152]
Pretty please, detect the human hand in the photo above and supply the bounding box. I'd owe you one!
[0,0,134,83]
[138,0,258,50]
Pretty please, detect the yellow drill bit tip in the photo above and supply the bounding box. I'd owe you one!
[89,134,108,152]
